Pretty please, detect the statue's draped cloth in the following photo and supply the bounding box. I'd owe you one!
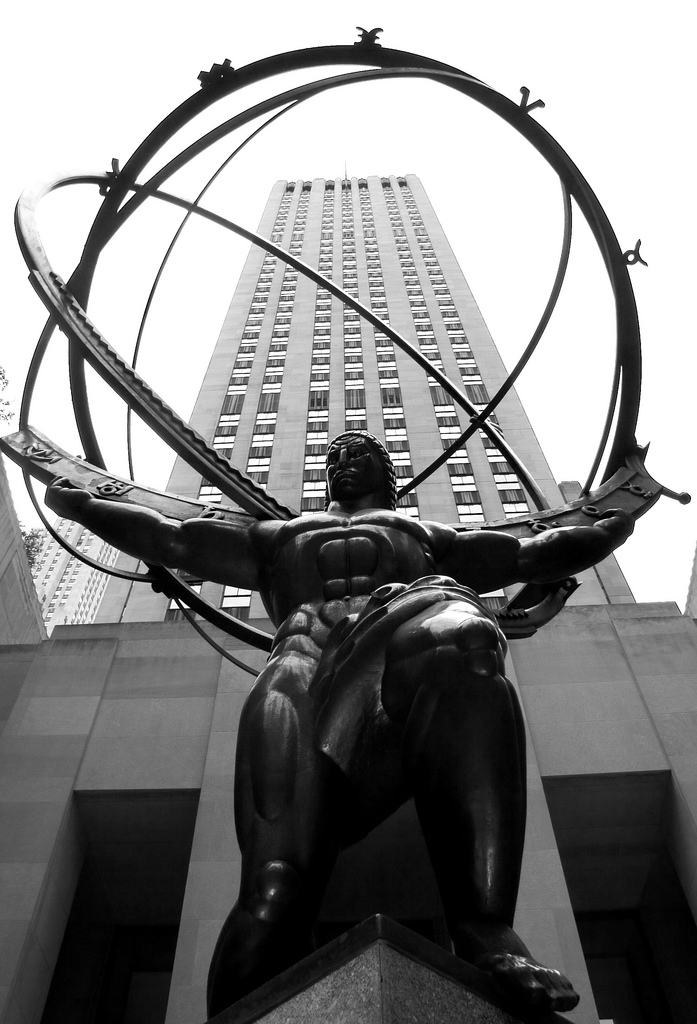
[303,575,505,837]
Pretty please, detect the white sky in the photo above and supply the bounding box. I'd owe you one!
[1,0,695,608]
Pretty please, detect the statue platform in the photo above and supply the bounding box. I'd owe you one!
[206,915,574,1024]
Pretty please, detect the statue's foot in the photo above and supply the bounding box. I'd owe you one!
[476,951,580,1015]
[451,920,579,1016]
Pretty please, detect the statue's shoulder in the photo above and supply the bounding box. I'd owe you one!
[347,508,428,533]
[406,514,458,543]
[359,509,455,551]
[255,512,335,544]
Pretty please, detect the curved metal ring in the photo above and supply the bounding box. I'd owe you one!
[16,171,549,513]
[170,596,260,675]
[127,99,305,481]
[38,54,639,495]
[14,42,643,654]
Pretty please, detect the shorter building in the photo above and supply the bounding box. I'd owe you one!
[32,521,118,632]
[685,542,697,617]
[0,455,45,644]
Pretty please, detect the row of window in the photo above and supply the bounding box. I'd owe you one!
[247,233,308,482]
[400,185,531,520]
[301,191,337,511]
[165,584,253,622]
[357,191,419,516]
[383,186,482,526]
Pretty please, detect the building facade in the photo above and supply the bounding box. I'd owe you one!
[684,543,697,617]
[97,175,632,626]
[0,177,696,1024]
[32,521,118,632]
[0,456,45,644]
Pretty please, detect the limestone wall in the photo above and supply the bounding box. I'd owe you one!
[0,604,696,1022]
[0,457,45,646]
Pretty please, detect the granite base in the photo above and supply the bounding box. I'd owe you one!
[206,915,575,1024]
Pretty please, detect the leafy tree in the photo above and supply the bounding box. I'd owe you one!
[3,368,44,571]
[0,366,12,423]
[21,526,47,573]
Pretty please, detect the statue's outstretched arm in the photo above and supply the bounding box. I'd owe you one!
[515,508,634,584]
[434,508,633,592]
[45,478,261,588]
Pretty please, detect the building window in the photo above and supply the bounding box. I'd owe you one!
[309,390,329,410]
[345,388,366,409]
[165,583,202,621]
[221,394,244,416]
[465,383,489,404]
[397,492,418,507]
[498,488,526,503]
[301,496,324,512]
[221,586,252,620]
[257,393,279,413]
[453,489,482,505]
[381,387,402,406]
[458,504,485,524]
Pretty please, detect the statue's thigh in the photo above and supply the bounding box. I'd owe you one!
[381,602,506,721]
[235,654,321,810]
[235,653,347,853]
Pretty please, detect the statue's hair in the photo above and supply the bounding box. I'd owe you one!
[325,430,397,511]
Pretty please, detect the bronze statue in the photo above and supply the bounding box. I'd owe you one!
[46,429,635,1017]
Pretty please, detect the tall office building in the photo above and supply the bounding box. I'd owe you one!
[97,174,632,624]
[31,520,118,631]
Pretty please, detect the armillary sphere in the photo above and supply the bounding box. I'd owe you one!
[1,33,690,671]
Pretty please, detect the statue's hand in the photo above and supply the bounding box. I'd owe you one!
[576,506,635,565]
[46,476,93,519]
[518,505,635,584]
[594,507,634,543]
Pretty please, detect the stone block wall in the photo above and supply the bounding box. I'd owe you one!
[0,604,696,1023]
[0,458,45,646]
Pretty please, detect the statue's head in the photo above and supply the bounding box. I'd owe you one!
[325,430,397,510]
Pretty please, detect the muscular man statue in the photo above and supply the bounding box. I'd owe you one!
[47,430,634,1017]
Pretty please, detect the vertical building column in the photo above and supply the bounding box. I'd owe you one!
[0,457,46,643]
[506,658,600,1024]
[165,646,266,1024]
[609,606,697,924]
[0,634,117,1024]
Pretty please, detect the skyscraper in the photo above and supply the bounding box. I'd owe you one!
[31,520,118,631]
[97,174,632,625]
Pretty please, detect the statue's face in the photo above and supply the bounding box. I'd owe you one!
[326,436,386,502]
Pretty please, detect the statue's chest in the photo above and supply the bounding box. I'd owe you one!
[270,514,435,602]
[311,523,430,599]
[316,535,383,596]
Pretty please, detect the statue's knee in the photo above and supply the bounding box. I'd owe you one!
[454,617,504,676]
[455,616,500,652]
[250,860,302,923]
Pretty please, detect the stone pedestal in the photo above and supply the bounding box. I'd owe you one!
[207,916,575,1024]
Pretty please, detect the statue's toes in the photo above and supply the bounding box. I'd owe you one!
[482,953,581,1013]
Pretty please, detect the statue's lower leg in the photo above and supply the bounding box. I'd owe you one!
[401,652,579,1014]
[207,661,342,1018]
[207,860,315,1017]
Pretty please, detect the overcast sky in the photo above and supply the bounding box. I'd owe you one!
[2,1,695,608]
